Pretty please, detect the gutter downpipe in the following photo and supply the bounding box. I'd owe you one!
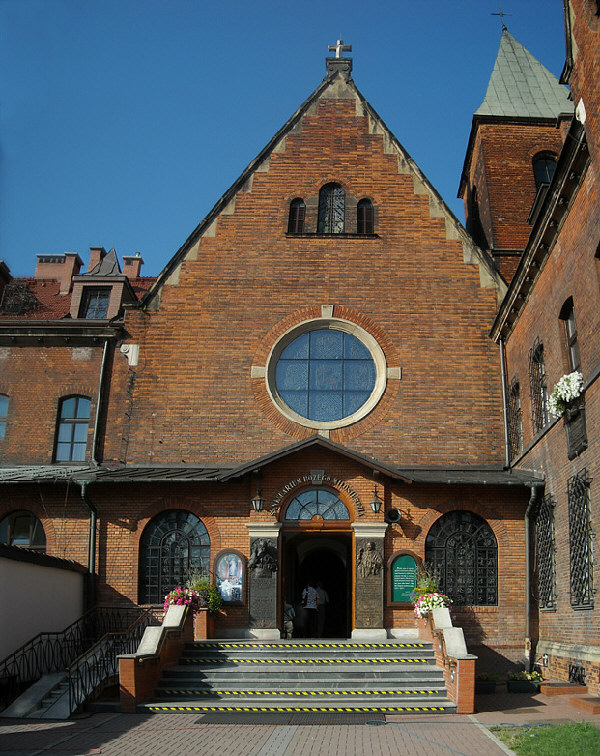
[77,337,109,610]
[525,483,544,669]
[499,337,510,469]
[92,339,110,466]
[78,479,98,611]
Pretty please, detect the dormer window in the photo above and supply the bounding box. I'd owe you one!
[79,287,111,319]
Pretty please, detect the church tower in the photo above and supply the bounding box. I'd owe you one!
[459,29,572,282]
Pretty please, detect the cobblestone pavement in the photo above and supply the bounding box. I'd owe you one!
[1,692,598,756]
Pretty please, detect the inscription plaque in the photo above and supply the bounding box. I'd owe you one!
[391,554,417,603]
[248,537,278,628]
[354,538,384,628]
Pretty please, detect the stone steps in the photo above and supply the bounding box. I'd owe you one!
[146,639,456,714]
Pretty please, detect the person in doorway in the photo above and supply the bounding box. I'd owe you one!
[301,580,319,638]
[315,581,329,638]
[283,599,295,639]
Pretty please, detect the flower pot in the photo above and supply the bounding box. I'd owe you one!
[475,680,497,695]
[507,680,540,694]
[193,609,214,640]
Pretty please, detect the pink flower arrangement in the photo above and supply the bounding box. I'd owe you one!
[163,586,203,614]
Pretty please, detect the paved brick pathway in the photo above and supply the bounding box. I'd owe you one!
[1,692,598,756]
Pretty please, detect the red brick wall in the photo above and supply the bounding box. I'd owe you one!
[119,97,506,469]
[462,122,565,254]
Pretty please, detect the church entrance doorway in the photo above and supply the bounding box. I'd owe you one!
[282,533,351,639]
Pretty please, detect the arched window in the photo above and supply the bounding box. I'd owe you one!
[528,339,549,433]
[425,510,497,606]
[532,154,557,189]
[318,183,345,234]
[284,488,350,521]
[139,510,210,604]
[559,297,581,372]
[507,378,523,460]
[287,198,306,234]
[357,199,374,234]
[55,396,91,462]
[0,510,46,552]
[0,395,8,440]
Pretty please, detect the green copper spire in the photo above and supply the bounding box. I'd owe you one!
[476,30,572,119]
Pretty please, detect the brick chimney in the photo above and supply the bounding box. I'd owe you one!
[88,246,107,273]
[122,253,144,279]
[35,253,83,295]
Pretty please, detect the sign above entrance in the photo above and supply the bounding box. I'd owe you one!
[272,473,364,516]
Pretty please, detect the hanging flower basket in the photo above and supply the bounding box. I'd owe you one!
[548,371,584,418]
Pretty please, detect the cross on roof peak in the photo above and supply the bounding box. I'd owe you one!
[491,8,511,32]
[328,39,352,59]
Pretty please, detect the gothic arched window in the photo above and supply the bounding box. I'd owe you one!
[532,153,557,189]
[138,510,210,604]
[287,198,306,234]
[357,199,374,234]
[318,183,345,234]
[529,338,550,433]
[284,488,350,521]
[425,510,498,606]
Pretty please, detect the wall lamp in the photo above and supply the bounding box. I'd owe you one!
[251,488,265,512]
[369,486,383,514]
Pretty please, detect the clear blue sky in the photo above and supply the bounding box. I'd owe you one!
[0,0,567,277]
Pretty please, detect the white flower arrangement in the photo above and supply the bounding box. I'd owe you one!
[548,371,584,418]
[413,592,452,618]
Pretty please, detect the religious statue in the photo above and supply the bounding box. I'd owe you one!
[248,538,277,573]
[357,540,383,578]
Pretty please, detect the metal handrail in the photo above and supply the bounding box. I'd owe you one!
[67,608,156,714]
[0,605,150,710]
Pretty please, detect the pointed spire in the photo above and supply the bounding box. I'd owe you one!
[86,248,122,277]
[476,30,572,119]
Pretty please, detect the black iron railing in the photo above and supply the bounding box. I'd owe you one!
[0,605,152,710]
[67,609,156,714]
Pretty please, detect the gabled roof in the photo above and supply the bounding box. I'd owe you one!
[141,62,505,309]
[476,30,572,119]
[219,435,413,483]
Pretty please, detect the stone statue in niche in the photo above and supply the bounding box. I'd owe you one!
[357,540,383,578]
[248,538,278,575]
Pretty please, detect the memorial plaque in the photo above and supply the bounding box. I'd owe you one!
[391,554,417,603]
[354,539,384,628]
[248,537,278,628]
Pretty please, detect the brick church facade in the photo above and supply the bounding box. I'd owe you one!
[1,2,598,692]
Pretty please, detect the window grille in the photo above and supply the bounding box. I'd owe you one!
[287,198,306,234]
[568,469,594,609]
[318,183,345,233]
[507,378,523,460]
[425,510,498,606]
[357,199,374,234]
[284,488,350,520]
[534,494,556,610]
[139,510,211,605]
[529,338,549,433]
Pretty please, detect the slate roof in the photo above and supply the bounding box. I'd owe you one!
[476,30,572,119]
[86,248,122,276]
